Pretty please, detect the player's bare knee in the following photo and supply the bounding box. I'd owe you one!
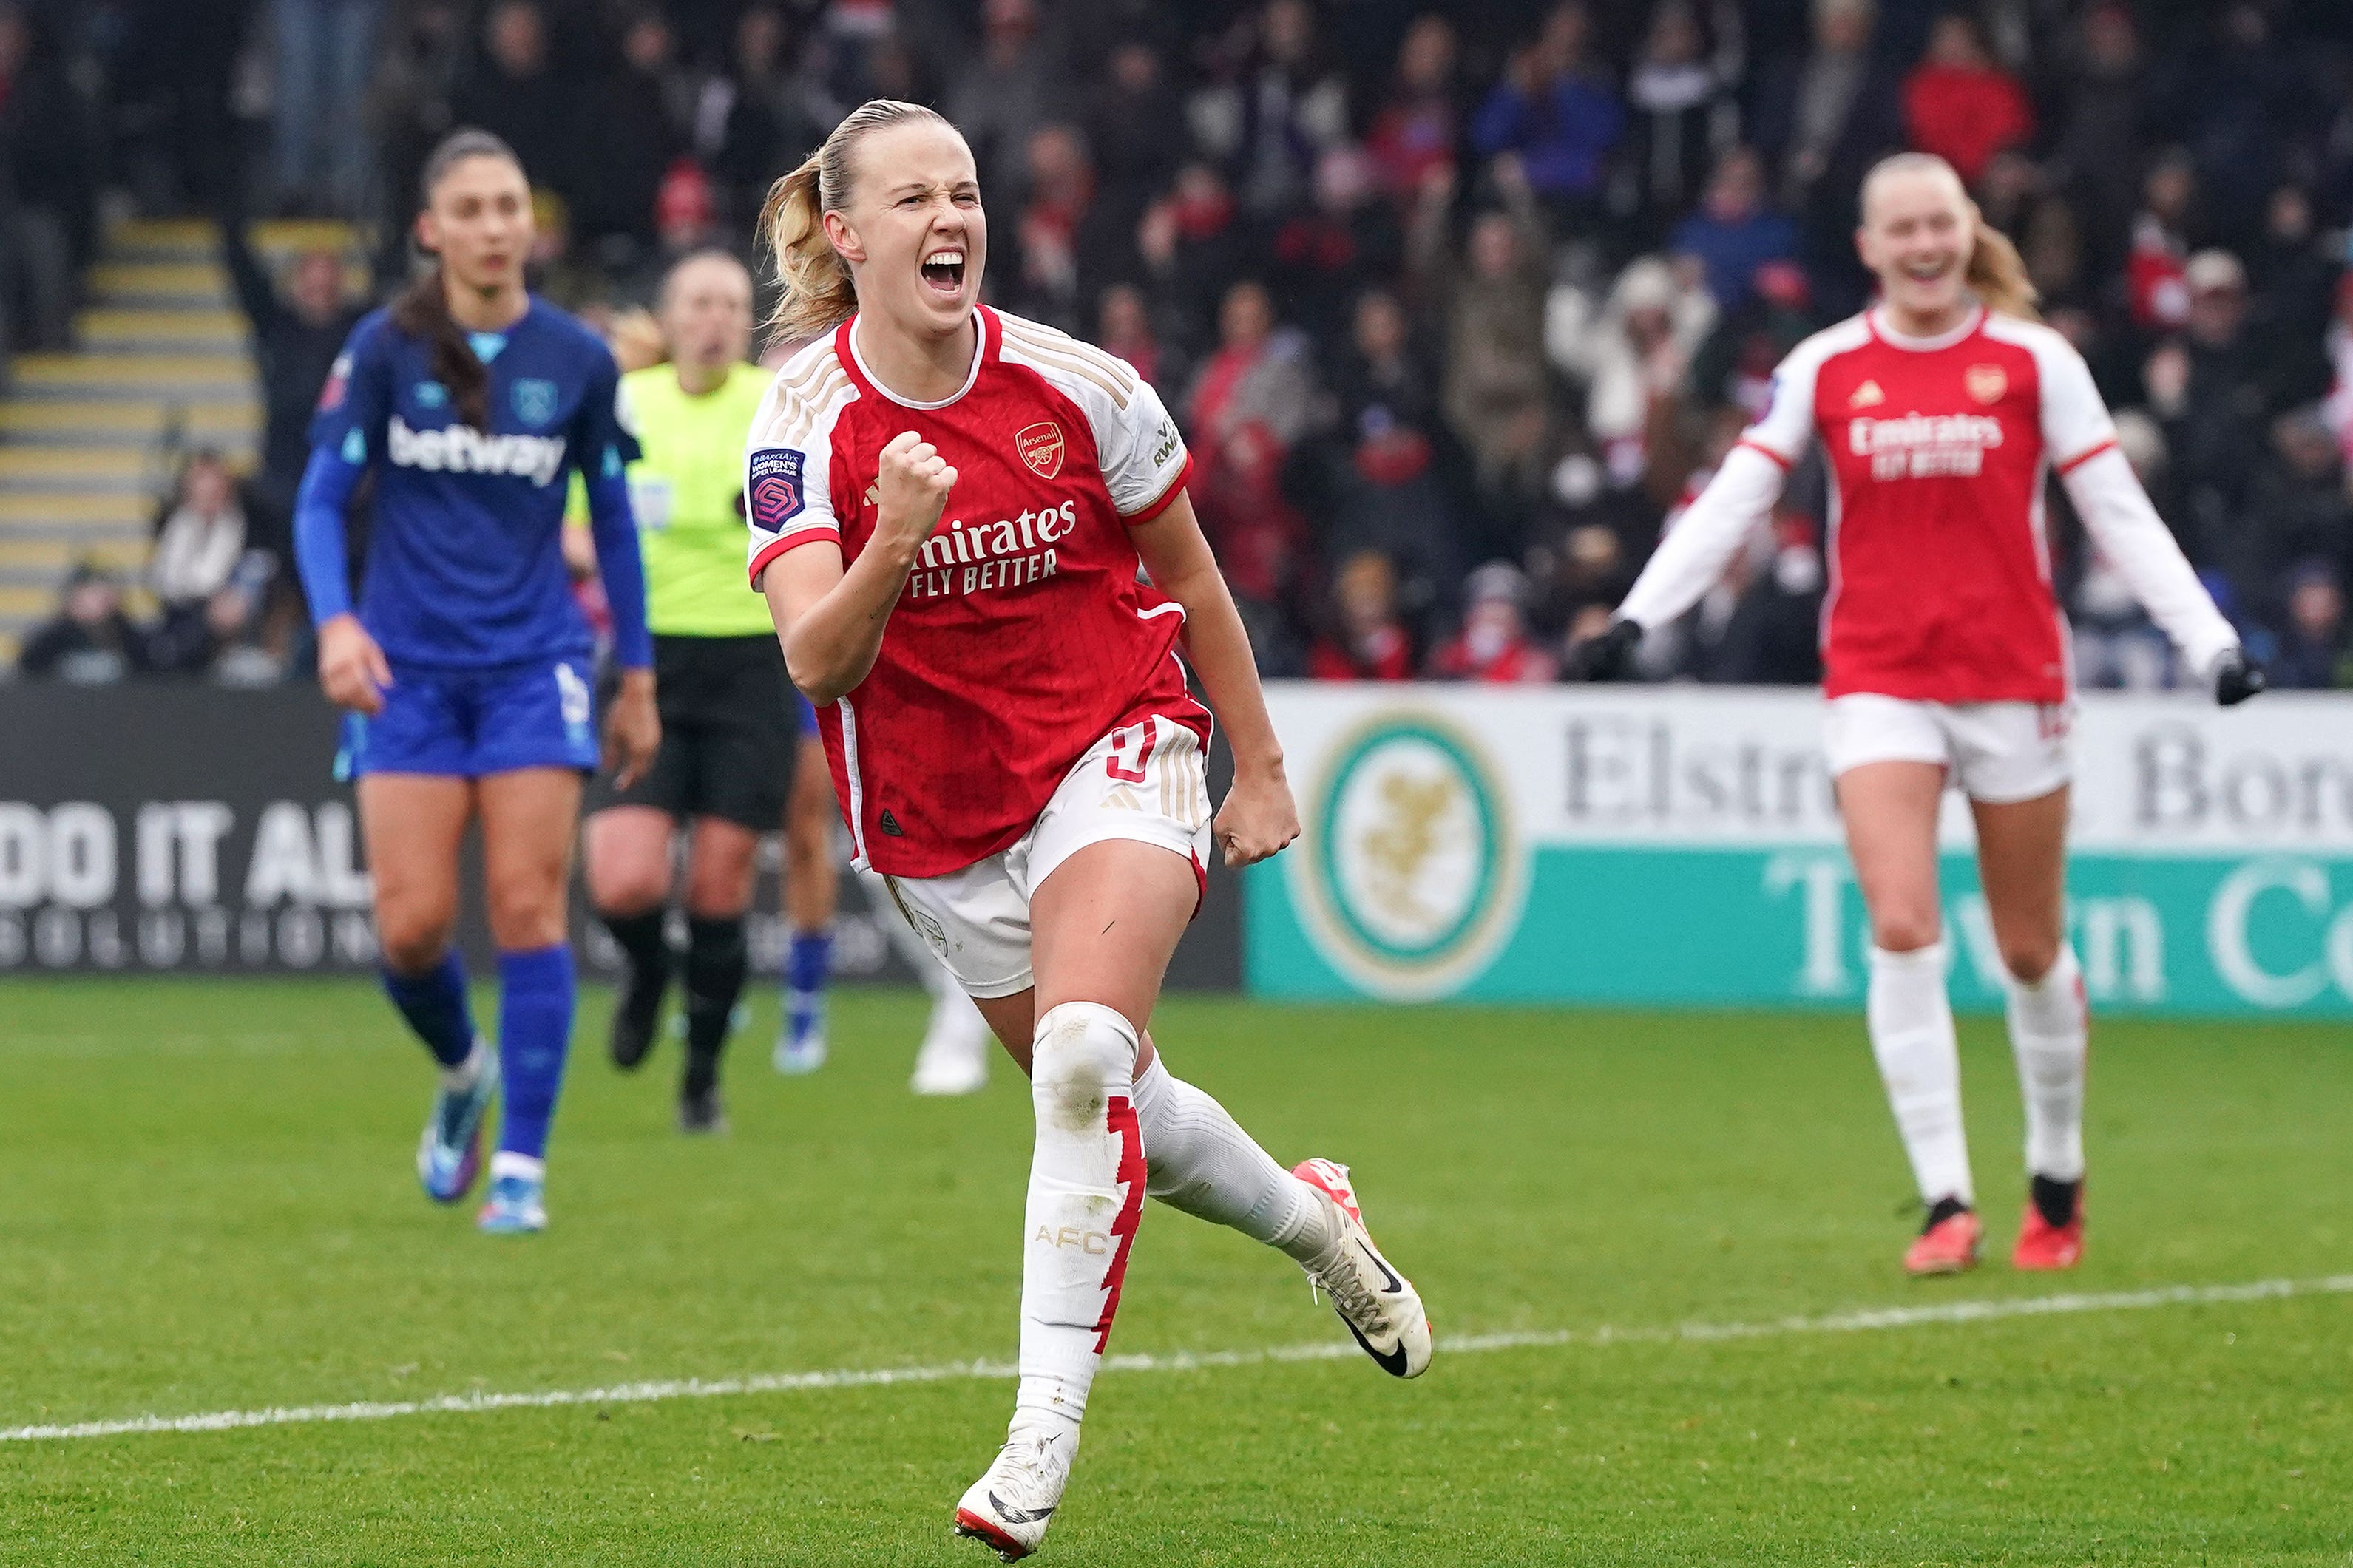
[785,827,825,878]
[683,886,751,920]
[2001,936,2061,985]
[485,879,566,951]
[1030,1002,1138,1131]
[682,861,754,920]
[590,864,670,918]
[377,909,455,976]
[1870,909,1942,954]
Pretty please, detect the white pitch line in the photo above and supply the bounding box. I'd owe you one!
[7,1273,2348,1445]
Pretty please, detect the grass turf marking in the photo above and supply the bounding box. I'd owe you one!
[7,1273,2346,1445]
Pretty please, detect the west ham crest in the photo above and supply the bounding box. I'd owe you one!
[512,377,559,427]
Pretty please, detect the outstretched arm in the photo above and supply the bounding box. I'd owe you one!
[2059,448,2248,690]
[1574,329,1826,675]
[761,431,954,705]
[1616,443,1790,632]
[2039,334,2260,702]
[1129,490,1298,868]
[1568,441,1789,678]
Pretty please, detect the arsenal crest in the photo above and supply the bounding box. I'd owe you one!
[1964,364,2008,404]
[1015,421,1066,478]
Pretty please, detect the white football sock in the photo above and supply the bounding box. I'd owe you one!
[489,1150,543,1182]
[1012,1002,1143,1443]
[2005,945,2088,1183]
[1867,942,1974,1206]
[1130,1056,1335,1263]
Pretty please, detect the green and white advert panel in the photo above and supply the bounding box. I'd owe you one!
[1245,685,2353,1017]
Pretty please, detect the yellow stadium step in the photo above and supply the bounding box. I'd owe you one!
[5,519,152,546]
[78,308,249,353]
[108,217,368,275]
[108,217,214,252]
[0,492,152,526]
[0,583,59,619]
[254,218,363,254]
[0,632,20,668]
[0,398,259,442]
[87,260,231,305]
[0,447,161,495]
[12,353,255,398]
[0,447,152,478]
[0,537,146,574]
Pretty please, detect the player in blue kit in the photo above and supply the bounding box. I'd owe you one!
[293,129,659,1234]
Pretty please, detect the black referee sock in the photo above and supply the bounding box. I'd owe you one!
[681,915,748,1099]
[602,908,672,1021]
[2029,1174,2081,1230]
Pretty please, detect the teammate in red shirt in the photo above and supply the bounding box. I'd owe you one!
[1574,153,2265,1279]
[745,101,1431,1560]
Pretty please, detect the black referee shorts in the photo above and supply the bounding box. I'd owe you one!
[590,634,799,831]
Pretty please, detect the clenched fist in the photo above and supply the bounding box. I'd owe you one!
[873,430,957,557]
[1213,765,1300,869]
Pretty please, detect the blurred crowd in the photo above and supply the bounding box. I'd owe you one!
[10,0,2353,691]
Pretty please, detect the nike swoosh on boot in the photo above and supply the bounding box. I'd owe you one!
[988,1492,1056,1526]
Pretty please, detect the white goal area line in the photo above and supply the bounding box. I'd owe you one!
[7,1273,2348,1445]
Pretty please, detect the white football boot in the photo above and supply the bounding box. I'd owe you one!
[952,1430,1074,1561]
[1292,1158,1433,1379]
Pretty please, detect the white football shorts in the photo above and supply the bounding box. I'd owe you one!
[878,713,1213,999]
[1822,693,2073,804]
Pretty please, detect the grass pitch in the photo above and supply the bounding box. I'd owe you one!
[2,978,2347,1565]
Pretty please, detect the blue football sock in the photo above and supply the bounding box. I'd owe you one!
[788,926,833,1043]
[381,951,478,1069]
[495,944,576,1161]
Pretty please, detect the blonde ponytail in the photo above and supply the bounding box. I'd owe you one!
[759,99,957,342]
[760,152,845,340]
[1965,215,2040,321]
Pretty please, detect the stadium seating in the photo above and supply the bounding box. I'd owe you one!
[0,218,353,665]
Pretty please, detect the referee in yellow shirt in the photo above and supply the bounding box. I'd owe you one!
[583,251,831,1131]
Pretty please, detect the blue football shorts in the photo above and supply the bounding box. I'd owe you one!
[338,654,601,780]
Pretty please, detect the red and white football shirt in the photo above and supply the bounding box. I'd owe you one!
[744,306,1205,877]
[1619,305,2236,699]
[1739,305,2115,703]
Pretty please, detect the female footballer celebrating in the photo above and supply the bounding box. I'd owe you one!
[296,129,658,1235]
[578,249,986,1116]
[1576,153,2263,1277]
[749,101,1431,1559]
